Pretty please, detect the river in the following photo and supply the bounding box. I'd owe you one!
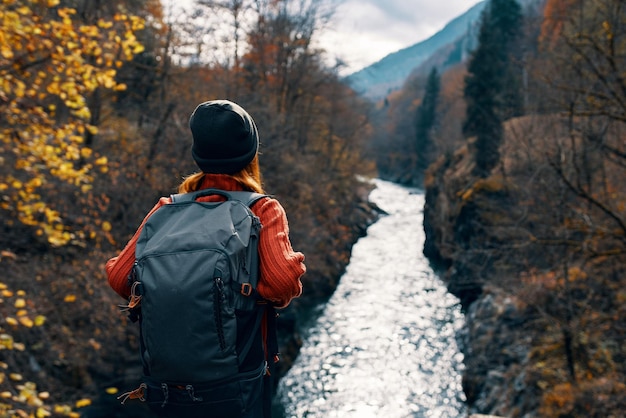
[275,179,466,418]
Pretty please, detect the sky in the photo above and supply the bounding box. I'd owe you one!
[320,0,484,74]
[162,0,484,75]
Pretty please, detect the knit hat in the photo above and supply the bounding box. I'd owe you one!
[189,100,259,174]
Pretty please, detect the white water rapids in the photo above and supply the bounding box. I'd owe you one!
[276,179,466,418]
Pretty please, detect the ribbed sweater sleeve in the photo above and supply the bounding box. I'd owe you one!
[253,197,305,308]
[105,197,169,299]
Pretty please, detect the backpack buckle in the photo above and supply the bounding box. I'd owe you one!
[241,283,253,297]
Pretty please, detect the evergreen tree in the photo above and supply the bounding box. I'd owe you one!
[415,67,441,176]
[463,0,523,177]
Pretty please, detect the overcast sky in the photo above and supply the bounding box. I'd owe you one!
[321,0,484,74]
[163,0,484,75]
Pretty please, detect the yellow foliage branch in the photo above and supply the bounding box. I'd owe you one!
[0,0,145,247]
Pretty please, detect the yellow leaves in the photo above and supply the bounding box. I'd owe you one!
[5,317,18,326]
[97,19,113,29]
[0,333,15,349]
[101,221,112,232]
[46,230,72,247]
[2,0,146,248]
[63,294,76,303]
[36,407,51,418]
[0,282,63,415]
[1,44,14,59]
[1,284,46,335]
[80,147,93,159]
[56,7,76,20]
[75,398,91,408]
[95,68,117,88]
[18,317,34,328]
[71,106,91,120]
[45,81,60,95]
[79,25,99,37]
[95,156,108,166]
[132,43,145,54]
[129,15,145,31]
[15,6,30,15]
[53,405,72,415]
[105,387,118,395]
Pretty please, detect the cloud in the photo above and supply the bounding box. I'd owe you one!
[317,0,483,74]
[162,0,483,75]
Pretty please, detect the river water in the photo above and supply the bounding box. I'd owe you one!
[276,179,466,418]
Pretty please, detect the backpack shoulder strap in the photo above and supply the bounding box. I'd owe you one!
[226,191,268,208]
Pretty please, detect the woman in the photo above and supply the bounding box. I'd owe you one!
[106,99,305,417]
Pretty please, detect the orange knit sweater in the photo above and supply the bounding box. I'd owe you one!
[105,174,305,308]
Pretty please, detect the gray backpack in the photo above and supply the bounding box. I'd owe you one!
[119,188,274,417]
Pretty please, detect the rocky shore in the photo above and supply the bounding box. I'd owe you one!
[422,145,542,416]
[421,134,626,417]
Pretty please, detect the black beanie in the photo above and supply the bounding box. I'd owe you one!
[189,100,259,174]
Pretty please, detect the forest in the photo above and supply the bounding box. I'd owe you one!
[376,0,626,416]
[1,0,378,416]
[1,0,625,417]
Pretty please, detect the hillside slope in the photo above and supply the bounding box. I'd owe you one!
[423,116,626,416]
[345,1,486,100]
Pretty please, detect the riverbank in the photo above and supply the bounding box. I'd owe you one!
[0,176,383,416]
[422,120,626,416]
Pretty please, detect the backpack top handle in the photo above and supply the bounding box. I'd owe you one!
[171,188,267,207]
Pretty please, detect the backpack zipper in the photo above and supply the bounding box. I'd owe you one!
[213,276,227,351]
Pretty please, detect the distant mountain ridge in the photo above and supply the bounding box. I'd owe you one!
[346,0,545,101]
[345,1,487,100]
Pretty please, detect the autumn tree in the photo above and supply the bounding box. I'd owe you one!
[538,0,626,248]
[0,0,145,247]
[463,0,523,177]
[1,0,375,414]
[478,1,626,414]
[235,0,375,305]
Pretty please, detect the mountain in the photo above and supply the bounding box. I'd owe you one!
[345,1,487,100]
[345,0,546,101]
